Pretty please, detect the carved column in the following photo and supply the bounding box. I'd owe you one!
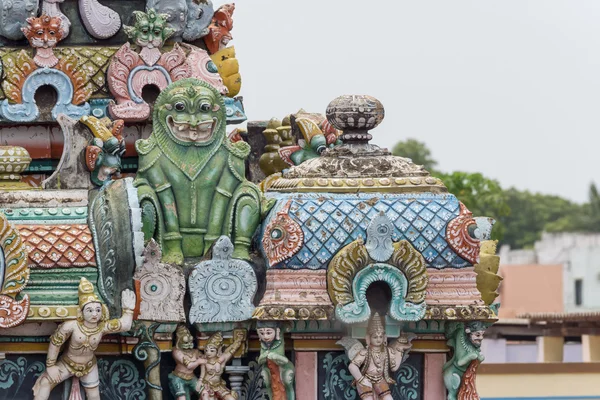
[294,352,317,400]
[582,334,600,362]
[537,335,564,362]
[226,359,250,397]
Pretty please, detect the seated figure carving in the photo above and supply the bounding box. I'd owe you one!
[135,78,263,264]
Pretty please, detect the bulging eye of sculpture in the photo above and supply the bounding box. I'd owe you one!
[141,27,149,34]
[378,225,389,235]
[200,102,211,112]
[175,102,186,111]
[154,28,162,36]
[207,61,218,74]
[270,228,284,240]
[36,30,44,36]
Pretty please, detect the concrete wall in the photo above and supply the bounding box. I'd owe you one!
[478,363,600,399]
[499,232,600,312]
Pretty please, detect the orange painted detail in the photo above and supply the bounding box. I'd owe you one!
[447,202,480,264]
[0,293,30,328]
[17,225,96,269]
[458,360,480,400]
[267,359,287,400]
[204,4,235,54]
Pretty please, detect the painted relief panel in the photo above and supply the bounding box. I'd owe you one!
[318,352,423,400]
[0,355,145,400]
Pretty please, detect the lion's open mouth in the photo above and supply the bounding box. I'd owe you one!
[167,115,217,142]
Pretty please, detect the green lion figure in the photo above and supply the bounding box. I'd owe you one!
[135,78,263,264]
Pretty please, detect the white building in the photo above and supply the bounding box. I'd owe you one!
[500,232,600,312]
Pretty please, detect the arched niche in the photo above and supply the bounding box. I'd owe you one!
[0,69,90,122]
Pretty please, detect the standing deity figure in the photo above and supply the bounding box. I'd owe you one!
[196,329,246,400]
[169,325,204,400]
[256,322,295,400]
[33,278,136,400]
[338,313,415,400]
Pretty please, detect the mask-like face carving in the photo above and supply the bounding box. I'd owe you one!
[22,15,64,49]
[83,302,103,324]
[183,0,214,41]
[160,84,221,144]
[257,327,277,344]
[469,330,484,347]
[0,0,38,40]
[205,344,218,357]
[178,333,194,350]
[124,9,174,50]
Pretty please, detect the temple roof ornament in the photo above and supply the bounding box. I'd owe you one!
[268,95,447,193]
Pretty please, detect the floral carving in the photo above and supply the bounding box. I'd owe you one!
[108,9,227,122]
[189,236,257,323]
[133,239,185,323]
[0,211,30,328]
[457,360,480,400]
[262,200,304,267]
[0,15,92,122]
[447,202,480,265]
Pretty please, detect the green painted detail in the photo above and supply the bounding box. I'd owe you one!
[336,264,426,324]
[134,78,263,264]
[25,159,59,172]
[25,268,98,305]
[1,207,88,223]
[121,157,139,171]
[0,337,50,343]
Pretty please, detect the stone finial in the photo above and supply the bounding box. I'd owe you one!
[0,146,34,191]
[325,95,385,144]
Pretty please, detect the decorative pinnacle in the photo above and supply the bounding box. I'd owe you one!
[325,95,385,144]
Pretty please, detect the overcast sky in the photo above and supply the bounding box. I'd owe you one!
[224,1,600,203]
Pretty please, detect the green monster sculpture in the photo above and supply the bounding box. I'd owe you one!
[256,322,295,400]
[443,321,484,400]
[135,78,264,264]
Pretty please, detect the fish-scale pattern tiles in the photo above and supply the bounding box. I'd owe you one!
[265,193,470,270]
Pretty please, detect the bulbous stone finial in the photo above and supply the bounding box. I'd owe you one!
[325,95,385,143]
[0,146,34,191]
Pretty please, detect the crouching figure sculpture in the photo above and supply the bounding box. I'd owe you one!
[135,78,263,264]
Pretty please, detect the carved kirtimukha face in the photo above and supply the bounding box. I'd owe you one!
[159,82,223,144]
[83,302,103,324]
[468,330,484,347]
[178,332,194,350]
[124,9,175,50]
[257,327,278,344]
[22,15,64,49]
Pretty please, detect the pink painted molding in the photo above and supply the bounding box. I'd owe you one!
[425,268,484,306]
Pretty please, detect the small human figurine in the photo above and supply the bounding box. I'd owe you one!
[32,278,136,400]
[337,313,415,400]
[256,322,295,400]
[196,329,247,400]
[169,325,204,400]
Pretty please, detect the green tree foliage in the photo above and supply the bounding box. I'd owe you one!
[392,139,438,171]
[391,139,600,249]
[434,171,510,241]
